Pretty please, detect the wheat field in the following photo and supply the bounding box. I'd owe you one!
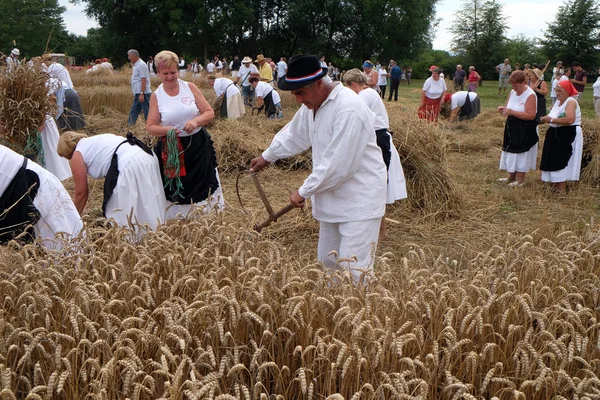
[1,69,600,399]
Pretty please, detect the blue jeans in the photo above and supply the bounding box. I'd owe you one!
[241,85,254,106]
[128,93,151,125]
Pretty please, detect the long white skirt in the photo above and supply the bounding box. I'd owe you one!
[227,92,245,119]
[25,160,83,250]
[387,134,407,204]
[166,169,225,220]
[105,151,167,232]
[41,115,72,181]
[499,132,538,173]
[541,128,583,182]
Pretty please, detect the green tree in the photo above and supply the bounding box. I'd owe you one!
[541,0,600,68]
[0,0,70,58]
[449,0,507,80]
[503,34,545,68]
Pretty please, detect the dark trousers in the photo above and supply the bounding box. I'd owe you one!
[388,78,400,101]
[128,93,151,125]
[379,85,387,99]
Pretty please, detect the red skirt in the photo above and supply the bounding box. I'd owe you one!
[418,96,442,122]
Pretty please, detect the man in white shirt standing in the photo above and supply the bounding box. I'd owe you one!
[127,49,152,125]
[206,60,215,74]
[250,54,387,282]
[276,57,288,87]
[235,56,259,105]
[6,48,20,71]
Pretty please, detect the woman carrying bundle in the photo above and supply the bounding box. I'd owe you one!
[146,50,224,219]
[343,68,407,240]
[57,131,167,233]
[0,144,82,250]
[497,70,538,187]
[419,66,447,122]
[539,80,583,192]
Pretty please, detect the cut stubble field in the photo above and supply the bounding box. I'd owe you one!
[1,70,600,399]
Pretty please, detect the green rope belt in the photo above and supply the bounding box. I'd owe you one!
[164,129,184,200]
[24,130,45,168]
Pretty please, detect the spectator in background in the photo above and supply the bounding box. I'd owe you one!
[256,54,274,84]
[388,61,401,101]
[147,56,156,76]
[406,66,412,85]
[327,62,335,80]
[320,56,327,68]
[418,66,447,122]
[453,64,467,91]
[570,62,587,101]
[496,58,512,95]
[5,48,20,71]
[222,57,229,75]
[552,61,563,80]
[127,49,152,125]
[178,56,187,78]
[593,67,600,118]
[206,59,215,74]
[214,56,223,76]
[362,60,379,93]
[100,58,114,71]
[377,64,388,99]
[515,63,521,71]
[551,68,567,106]
[230,55,241,80]
[236,56,259,105]
[276,57,288,87]
[467,66,481,92]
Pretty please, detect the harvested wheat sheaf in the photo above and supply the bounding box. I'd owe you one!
[1,211,600,399]
[580,117,600,185]
[0,59,56,150]
[390,110,463,218]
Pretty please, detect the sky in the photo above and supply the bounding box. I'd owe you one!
[60,0,561,51]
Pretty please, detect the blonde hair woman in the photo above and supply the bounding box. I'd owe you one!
[344,68,407,240]
[57,131,166,234]
[146,50,224,219]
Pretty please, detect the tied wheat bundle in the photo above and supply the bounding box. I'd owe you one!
[580,117,600,185]
[0,57,56,151]
[212,117,312,172]
[391,110,463,218]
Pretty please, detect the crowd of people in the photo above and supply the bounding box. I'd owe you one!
[1,46,599,280]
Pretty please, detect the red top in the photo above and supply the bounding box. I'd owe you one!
[468,71,479,82]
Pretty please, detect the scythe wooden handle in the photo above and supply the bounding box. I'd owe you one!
[254,203,296,232]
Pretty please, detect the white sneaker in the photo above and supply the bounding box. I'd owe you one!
[497,177,513,183]
[508,181,525,187]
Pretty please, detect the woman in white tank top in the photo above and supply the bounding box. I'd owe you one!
[147,50,224,220]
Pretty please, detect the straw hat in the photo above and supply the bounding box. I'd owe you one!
[255,54,266,63]
[242,56,252,63]
[11,48,19,56]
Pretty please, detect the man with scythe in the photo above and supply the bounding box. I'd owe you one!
[250,54,387,281]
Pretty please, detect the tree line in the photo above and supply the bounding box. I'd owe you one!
[1,0,598,80]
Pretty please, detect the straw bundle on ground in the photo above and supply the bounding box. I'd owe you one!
[212,116,311,172]
[0,59,55,150]
[390,109,463,218]
[580,117,600,185]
